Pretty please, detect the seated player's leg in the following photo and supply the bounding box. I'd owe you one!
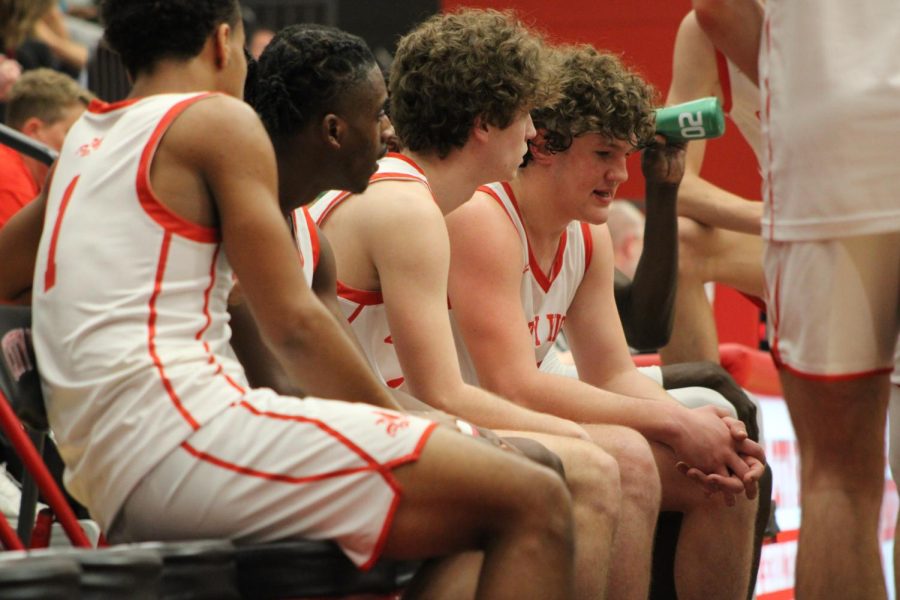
[662,217,764,364]
[890,342,900,597]
[109,390,575,600]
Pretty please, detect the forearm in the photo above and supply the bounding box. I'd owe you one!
[498,370,683,444]
[266,303,402,410]
[419,380,583,439]
[620,181,679,350]
[660,361,759,440]
[678,173,762,234]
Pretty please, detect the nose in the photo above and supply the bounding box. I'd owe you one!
[524,113,537,141]
[607,155,629,186]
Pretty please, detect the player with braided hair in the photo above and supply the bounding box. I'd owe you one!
[1,2,578,595]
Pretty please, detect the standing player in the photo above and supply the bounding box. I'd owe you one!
[313,10,627,598]
[658,9,766,365]
[446,45,765,600]
[21,2,577,597]
[693,0,900,597]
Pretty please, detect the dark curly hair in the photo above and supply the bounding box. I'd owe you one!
[245,24,377,140]
[389,9,549,159]
[526,45,657,164]
[99,0,241,76]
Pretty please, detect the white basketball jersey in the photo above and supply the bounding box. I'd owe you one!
[290,206,320,287]
[456,182,593,385]
[715,50,762,163]
[32,93,248,523]
[760,0,900,241]
[309,153,433,389]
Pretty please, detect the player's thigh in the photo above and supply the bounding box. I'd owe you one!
[383,426,571,560]
[765,232,900,377]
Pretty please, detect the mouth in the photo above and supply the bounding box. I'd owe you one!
[592,190,614,204]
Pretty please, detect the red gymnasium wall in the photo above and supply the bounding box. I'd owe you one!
[441,0,764,348]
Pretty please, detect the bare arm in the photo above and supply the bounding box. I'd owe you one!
[691,0,763,86]
[0,186,48,303]
[668,10,762,235]
[181,97,400,410]
[614,137,685,351]
[360,185,585,439]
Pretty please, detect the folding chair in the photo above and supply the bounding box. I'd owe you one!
[0,305,92,548]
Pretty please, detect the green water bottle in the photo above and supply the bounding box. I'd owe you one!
[654,97,726,141]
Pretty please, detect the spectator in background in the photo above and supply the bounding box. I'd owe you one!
[607,200,645,280]
[0,68,92,229]
[248,27,275,59]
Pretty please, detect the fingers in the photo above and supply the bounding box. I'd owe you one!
[723,416,748,441]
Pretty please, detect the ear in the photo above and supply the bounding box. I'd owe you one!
[19,117,45,140]
[470,114,491,144]
[528,129,555,165]
[321,114,345,150]
[213,22,232,69]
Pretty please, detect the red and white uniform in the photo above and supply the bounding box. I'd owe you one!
[309,153,433,390]
[760,0,900,242]
[715,50,761,163]
[290,206,321,287]
[760,0,900,378]
[456,182,592,385]
[32,95,435,568]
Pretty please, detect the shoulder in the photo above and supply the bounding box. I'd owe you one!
[446,189,522,264]
[355,179,446,232]
[161,94,274,175]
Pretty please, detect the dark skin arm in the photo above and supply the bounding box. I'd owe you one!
[659,360,759,442]
[614,137,684,351]
[0,175,52,304]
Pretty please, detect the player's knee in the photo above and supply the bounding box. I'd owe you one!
[611,429,661,515]
[677,217,709,280]
[564,442,622,524]
[512,463,576,548]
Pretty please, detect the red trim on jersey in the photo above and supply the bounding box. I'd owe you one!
[180,440,377,484]
[196,245,246,395]
[774,358,894,382]
[238,399,382,471]
[312,190,352,226]
[87,97,141,114]
[136,94,220,244]
[715,50,733,114]
[362,421,437,571]
[580,222,593,272]
[148,233,200,430]
[302,207,321,271]
[501,182,568,293]
[385,152,426,177]
[479,184,519,229]
[44,175,79,292]
[337,280,383,305]
[386,377,405,389]
[763,16,777,240]
[345,304,365,324]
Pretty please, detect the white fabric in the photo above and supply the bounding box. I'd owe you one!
[455,182,591,387]
[33,93,243,527]
[760,0,900,241]
[764,232,900,377]
[290,207,320,287]
[719,51,762,164]
[108,391,436,568]
[309,154,432,389]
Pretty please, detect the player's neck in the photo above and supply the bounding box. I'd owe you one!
[128,59,223,99]
[404,150,483,215]
[509,171,572,244]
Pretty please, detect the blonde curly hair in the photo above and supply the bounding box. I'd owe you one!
[389,8,550,159]
[527,44,657,162]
